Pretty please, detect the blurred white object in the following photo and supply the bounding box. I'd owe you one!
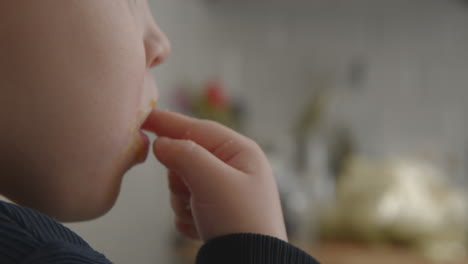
[321,156,468,262]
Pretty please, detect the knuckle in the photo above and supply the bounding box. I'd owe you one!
[171,197,192,219]
[168,178,181,194]
[174,218,196,236]
[182,127,194,139]
[168,181,189,199]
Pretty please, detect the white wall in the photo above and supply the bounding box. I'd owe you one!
[66,0,468,263]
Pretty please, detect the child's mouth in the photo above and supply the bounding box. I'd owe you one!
[135,130,150,163]
[128,99,158,164]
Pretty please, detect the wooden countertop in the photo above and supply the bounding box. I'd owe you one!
[303,241,467,264]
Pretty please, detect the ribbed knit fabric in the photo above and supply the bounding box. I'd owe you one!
[0,200,320,264]
[197,233,320,264]
[0,201,111,264]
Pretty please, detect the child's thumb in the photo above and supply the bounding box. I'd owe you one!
[153,137,239,195]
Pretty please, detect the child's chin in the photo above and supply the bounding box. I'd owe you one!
[48,184,122,223]
[53,198,117,223]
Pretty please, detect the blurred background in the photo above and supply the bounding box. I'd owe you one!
[67,0,468,263]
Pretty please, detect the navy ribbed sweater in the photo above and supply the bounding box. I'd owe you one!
[0,201,319,264]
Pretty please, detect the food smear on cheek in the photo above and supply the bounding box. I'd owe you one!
[116,99,156,166]
[110,128,141,173]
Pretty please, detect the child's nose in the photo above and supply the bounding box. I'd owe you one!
[144,26,171,68]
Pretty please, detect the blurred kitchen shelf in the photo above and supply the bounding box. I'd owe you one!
[175,239,468,264]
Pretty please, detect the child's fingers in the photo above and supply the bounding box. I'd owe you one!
[175,217,199,240]
[170,194,193,221]
[144,109,263,173]
[167,171,190,200]
[143,109,243,152]
[153,137,240,196]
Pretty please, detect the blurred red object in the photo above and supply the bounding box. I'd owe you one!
[205,79,229,109]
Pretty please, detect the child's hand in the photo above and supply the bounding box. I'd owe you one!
[143,109,287,242]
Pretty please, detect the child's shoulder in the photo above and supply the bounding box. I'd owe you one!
[0,200,111,263]
[0,199,87,244]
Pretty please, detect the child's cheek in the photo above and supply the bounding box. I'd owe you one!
[0,0,157,221]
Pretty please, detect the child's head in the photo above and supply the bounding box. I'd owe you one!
[0,1,170,221]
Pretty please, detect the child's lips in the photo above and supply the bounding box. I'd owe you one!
[141,109,157,133]
[130,100,157,164]
[135,130,150,163]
